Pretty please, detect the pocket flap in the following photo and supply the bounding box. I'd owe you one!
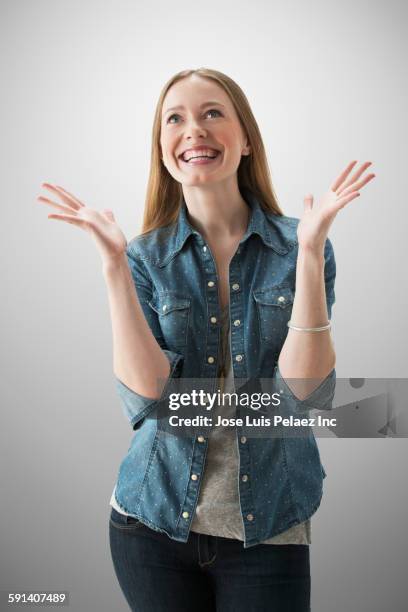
[149,293,191,315]
[253,286,294,307]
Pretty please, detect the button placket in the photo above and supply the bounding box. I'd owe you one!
[178,426,209,537]
[203,247,218,376]
[228,266,246,379]
[235,422,257,544]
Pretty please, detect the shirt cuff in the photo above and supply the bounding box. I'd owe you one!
[273,363,336,413]
[115,349,184,429]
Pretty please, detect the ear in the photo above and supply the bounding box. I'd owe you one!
[242,137,251,156]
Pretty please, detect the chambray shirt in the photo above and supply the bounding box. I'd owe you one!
[112,186,336,549]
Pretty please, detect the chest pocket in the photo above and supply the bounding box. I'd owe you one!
[253,286,295,346]
[148,292,191,352]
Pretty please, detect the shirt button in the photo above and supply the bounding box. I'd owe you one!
[197,435,205,443]
[277,296,286,303]
[232,283,240,291]
[233,319,241,326]
[203,246,207,252]
[235,354,243,362]
[191,474,199,481]
[208,356,215,364]
[241,474,249,482]
[246,513,254,521]
[162,304,167,312]
[210,316,217,323]
[208,281,215,287]
[240,436,247,443]
[182,511,189,519]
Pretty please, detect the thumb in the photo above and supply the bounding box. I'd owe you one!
[103,209,115,222]
[303,193,313,212]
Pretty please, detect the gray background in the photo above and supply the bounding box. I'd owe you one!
[1,0,407,610]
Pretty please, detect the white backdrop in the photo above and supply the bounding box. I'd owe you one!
[1,1,406,610]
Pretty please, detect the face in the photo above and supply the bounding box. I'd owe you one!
[160,75,251,187]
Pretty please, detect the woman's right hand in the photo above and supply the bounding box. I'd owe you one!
[37,183,127,266]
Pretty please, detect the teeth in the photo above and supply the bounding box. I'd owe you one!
[182,149,219,162]
[188,156,215,161]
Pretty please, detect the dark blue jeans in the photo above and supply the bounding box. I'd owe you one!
[109,507,311,611]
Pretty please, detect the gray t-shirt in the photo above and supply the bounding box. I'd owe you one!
[190,303,311,544]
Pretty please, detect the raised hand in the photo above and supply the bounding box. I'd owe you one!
[297,161,376,253]
[37,183,127,265]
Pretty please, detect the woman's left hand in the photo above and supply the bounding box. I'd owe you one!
[297,160,376,253]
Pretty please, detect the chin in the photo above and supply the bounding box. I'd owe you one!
[169,170,219,187]
[182,176,222,187]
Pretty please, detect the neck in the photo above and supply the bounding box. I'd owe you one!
[182,179,250,242]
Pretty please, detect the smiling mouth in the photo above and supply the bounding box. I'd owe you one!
[179,151,221,164]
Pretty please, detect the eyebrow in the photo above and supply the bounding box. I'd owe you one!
[163,101,226,117]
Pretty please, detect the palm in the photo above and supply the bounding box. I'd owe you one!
[37,183,127,263]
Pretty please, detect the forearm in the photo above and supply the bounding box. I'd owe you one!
[102,254,170,399]
[277,246,336,400]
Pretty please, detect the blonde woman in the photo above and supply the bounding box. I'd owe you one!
[38,68,375,611]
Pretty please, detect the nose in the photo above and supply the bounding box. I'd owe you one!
[185,117,208,140]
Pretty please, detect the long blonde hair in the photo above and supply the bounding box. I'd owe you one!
[140,68,283,235]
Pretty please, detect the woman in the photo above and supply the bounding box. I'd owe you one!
[38,68,375,611]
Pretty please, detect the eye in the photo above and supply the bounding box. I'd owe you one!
[166,108,222,124]
[206,109,222,118]
[167,113,180,123]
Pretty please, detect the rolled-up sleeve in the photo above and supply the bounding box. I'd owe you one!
[116,349,184,430]
[273,363,336,413]
[114,242,184,430]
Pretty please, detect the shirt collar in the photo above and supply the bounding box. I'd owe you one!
[171,186,295,257]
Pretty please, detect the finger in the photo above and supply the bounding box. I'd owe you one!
[55,185,86,207]
[338,173,375,198]
[330,160,358,192]
[303,194,313,212]
[337,161,372,193]
[37,195,78,215]
[41,183,83,211]
[103,209,115,222]
[47,213,89,227]
[335,191,361,210]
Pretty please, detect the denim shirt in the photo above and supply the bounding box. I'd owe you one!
[112,187,336,548]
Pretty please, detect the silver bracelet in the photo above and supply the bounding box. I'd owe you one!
[287,320,331,332]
